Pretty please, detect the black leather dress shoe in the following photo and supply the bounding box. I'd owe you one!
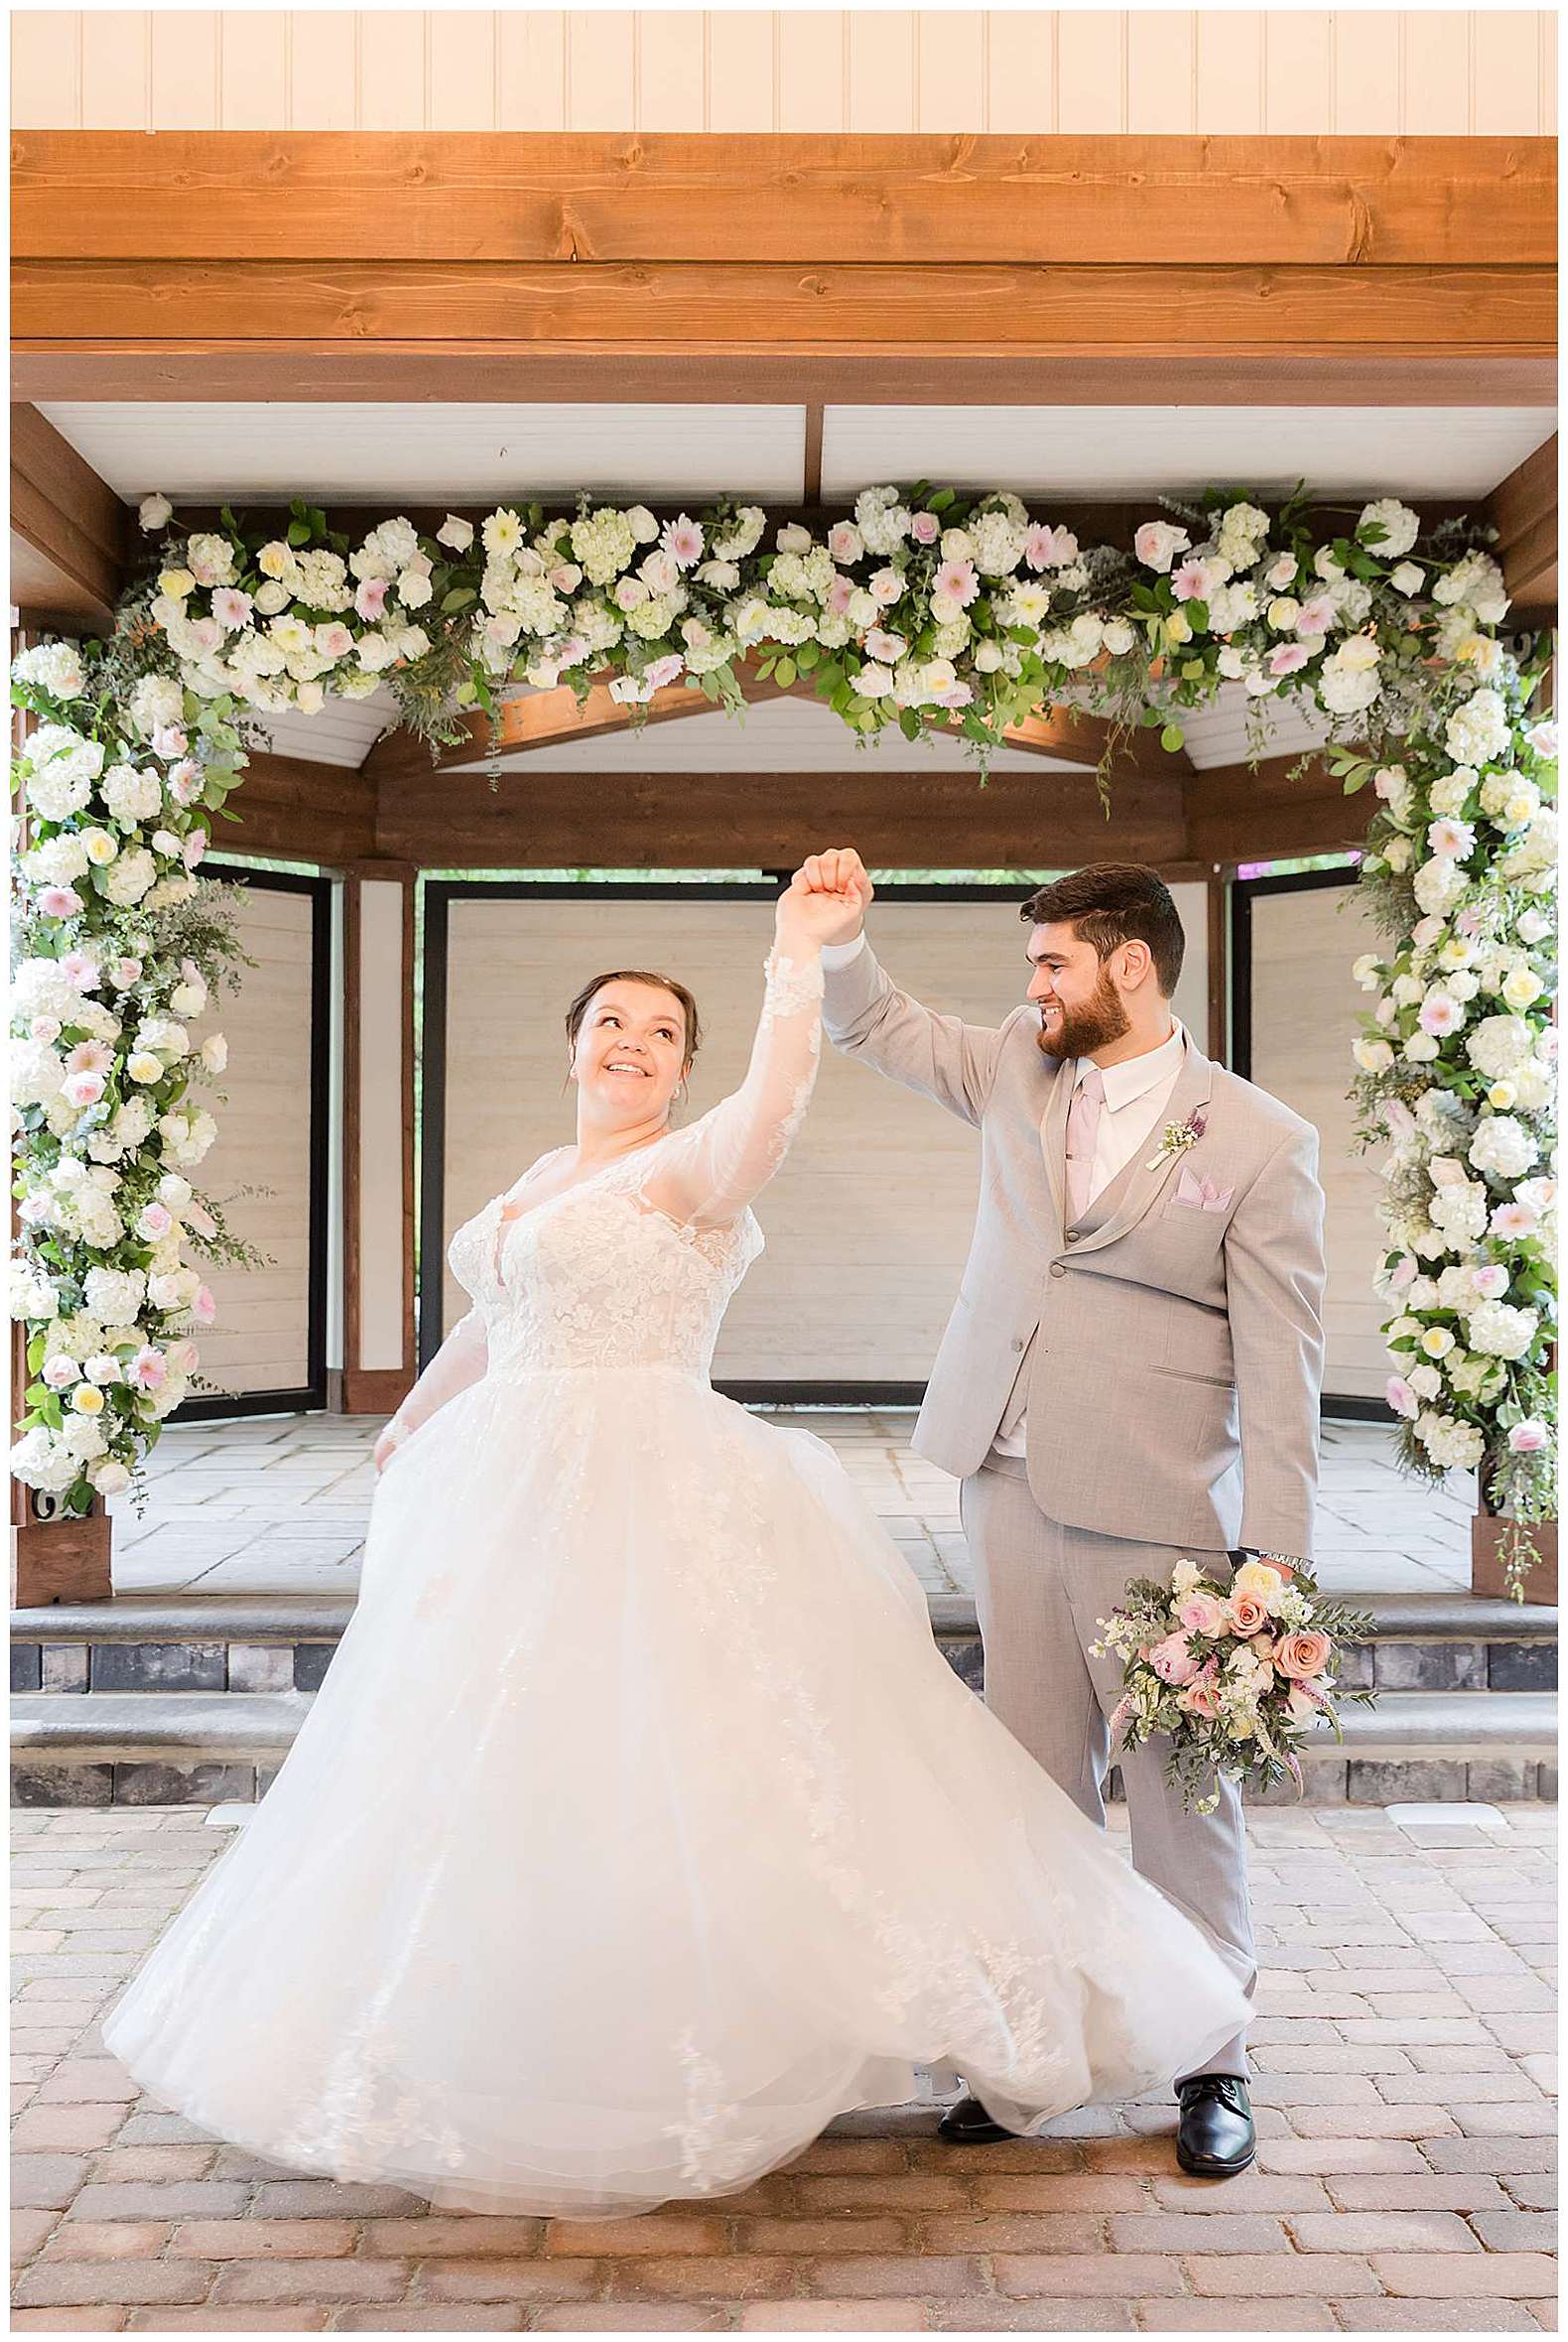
[1176,2073,1255,2176]
[937,2092,1019,2145]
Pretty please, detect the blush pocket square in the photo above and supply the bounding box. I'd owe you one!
[1174,1164,1234,1213]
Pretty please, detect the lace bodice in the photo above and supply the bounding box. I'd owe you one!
[391,948,824,1428]
[449,1152,765,1376]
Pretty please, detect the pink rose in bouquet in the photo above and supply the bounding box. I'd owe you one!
[1149,1631,1199,1685]
[1178,1668,1222,1719]
[1177,1591,1228,1637]
[1228,1592,1269,1635]
[1276,1629,1334,1681]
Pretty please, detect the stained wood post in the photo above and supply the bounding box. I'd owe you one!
[340,860,419,1416]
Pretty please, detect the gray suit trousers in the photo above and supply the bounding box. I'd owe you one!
[960,1456,1255,2084]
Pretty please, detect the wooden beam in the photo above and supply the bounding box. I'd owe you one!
[16,350,1551,408]
[14,133,1553,268]
[802,404,824,504]
[9,403,128,631]
[371,762,1190,872]
[1489,432,1558,615]
[1183,751,1373,865]
[212,749,377,865]
[15,258,1553,372]
[13,133,1552,409]
[1006,707,1188,782]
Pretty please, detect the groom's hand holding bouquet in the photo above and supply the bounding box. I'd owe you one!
[1092,1556,1373,1815]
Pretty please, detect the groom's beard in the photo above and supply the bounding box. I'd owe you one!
[1035,965,1131,1062]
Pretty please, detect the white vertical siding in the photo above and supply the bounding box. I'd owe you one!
[14,11,1554,134]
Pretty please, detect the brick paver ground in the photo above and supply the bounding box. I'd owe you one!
[12,1801,1554,2334]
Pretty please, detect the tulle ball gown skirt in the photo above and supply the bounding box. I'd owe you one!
[102,1363,1250,2217]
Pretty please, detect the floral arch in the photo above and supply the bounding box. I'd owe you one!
[9,479,1558,1587]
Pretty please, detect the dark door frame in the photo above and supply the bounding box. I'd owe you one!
[173,866,334,1422]
[1230,861,1392,1425]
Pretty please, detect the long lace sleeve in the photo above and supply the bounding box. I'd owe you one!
[638,945,825,1231]
[385,1305,489,1447]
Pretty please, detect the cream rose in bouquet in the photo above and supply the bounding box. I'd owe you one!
[1091,1558,1373,1814]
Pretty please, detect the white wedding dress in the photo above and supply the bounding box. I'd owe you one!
[103,945,1249,2218]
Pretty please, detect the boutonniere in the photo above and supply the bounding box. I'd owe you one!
[1145,1107,1207,1174]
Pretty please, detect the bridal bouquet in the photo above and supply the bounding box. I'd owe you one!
[1091,1558,1374,1814]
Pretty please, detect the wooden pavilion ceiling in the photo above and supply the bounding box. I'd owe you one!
[9,129,1556,874]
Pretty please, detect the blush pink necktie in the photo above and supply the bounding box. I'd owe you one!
[1064,1064,1106,1224]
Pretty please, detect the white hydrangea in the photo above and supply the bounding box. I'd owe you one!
[1435,1264,1482,1314]
[1428,771,1476,819]
[1428,1181,1489,1242]
[11,1039,65,1107]
[968,508,1027,577]
[13,959,86,1024]
[103,847,159,906]
[568,508,637,586]
[1467,1300,1540,1360]
[24,834,92,886]
[26,754,96,823]
[82,1266,148,1323]
[99,763,165,824]
[1466,1016,1535,1082]
[8,1425,80,1495]
[1415,1410,1487,1471]
[1412,856,1468,917]
[123,678,184,744]
[9,1261,61,1321]
[1468,1115,1540,1182]
[853,487,914,558]
[12,640,86,700]
[1444,688,1511,767]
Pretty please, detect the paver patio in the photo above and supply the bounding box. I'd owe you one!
[102,1414,1472,1603]
[12,1799,1554,2334]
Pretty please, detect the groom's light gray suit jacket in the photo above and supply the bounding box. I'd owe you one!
[824,945,1327,1559]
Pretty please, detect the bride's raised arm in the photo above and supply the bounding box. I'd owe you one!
[637,874,863,1232]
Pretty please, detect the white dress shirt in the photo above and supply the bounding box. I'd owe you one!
[821,935,1189,1461]
[990,1013,1187,1455]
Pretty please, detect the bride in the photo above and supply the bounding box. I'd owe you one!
[102,868,1248,2219]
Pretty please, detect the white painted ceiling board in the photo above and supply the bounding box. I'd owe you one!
[251,692,398,767]
[245,674,1326,778]
[37,404,810,504]
[443,690,1097,776]
[820,407,1555,502]
[38,401,1552,510]
[1180,687,1333,771]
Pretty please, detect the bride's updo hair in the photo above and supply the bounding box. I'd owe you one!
[565,970,703,1074]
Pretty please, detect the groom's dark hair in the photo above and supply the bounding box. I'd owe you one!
[1020,863,1185,997]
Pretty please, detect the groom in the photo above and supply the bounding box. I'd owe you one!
[801,850,1327,2178]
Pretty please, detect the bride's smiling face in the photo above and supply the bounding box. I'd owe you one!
[570,981,691,1124]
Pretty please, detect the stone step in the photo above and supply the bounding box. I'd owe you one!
[13,1588,1558,1699]
[929,1590,1557,1699]
[11,1686,1557,1809]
